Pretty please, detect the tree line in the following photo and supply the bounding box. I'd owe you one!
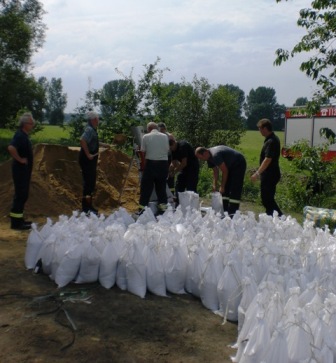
[1,0,335,146]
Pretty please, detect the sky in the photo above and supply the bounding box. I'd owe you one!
[32,0,317,113]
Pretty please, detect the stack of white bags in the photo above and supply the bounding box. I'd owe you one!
[24,191,336,362]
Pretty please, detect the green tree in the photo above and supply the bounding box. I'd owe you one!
[169,76,245,147]
[0,0,46,126]
[293,97,309,106]
[244,86,284,130]
[45,77,67,125]
[100,79,130,117]
[275,0,336,108]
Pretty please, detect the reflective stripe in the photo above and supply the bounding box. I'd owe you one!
[138,204,146,210]
[229,199,240,204]
[222,196,229,201]
[10,212,24,218]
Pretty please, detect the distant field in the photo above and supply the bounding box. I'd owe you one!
[239,130,291,173]
[32,125,71,143]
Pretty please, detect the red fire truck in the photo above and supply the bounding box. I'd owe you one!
[282,106,336,161]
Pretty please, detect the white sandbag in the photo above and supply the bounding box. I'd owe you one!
[217,259,242,321]
[200,252,222,311]
[116,257,128,291]
[36,234,57,276]
[136,207,157,224]
[75,240,101,284]
[286,310,312,363]
[178,191,199,215]
[165,244,188,294]
[49,235,75,281]
[99,241,119,289]
[211,192,223,215]
[144,244,167,297]
[185,245,208,298]
[260,324,289,363]
[38,218,53,239]
[25,224,44,269]
[238,277,258,333]
[126,243,147,298]
[239,316,271,363]
[55,243,82,288]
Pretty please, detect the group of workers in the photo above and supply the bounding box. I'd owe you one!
[7,112,282,230]
[136,118,282,219]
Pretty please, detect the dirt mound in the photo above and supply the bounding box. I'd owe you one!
[0,144,140,219]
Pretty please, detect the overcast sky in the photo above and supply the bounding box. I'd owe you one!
[32,0,316,112]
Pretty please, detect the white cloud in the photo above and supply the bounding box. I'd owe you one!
[32,0,317,111]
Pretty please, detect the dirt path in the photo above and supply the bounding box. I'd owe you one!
[0,218,238,363]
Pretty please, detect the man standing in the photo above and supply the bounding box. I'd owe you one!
[195,145,246,216]
[79,111,109,215]
[169,137,199,205]
[138,122,169,215]
[8,113,35,230]
[158,122,175,195]
[251,118,283,216]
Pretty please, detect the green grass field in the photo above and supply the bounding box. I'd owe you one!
[31,125,71,143]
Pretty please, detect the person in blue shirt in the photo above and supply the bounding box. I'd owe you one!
[79,111,110,215]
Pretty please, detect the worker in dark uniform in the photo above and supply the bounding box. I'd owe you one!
[251,118,283,216]
[138,122,170,215]
[169,137,199,205]
[8,113,35,230]
[195,145,246,216]
[79,111,110,215]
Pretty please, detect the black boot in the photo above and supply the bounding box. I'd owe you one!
[11,217,31,230]
[82,196,98,215]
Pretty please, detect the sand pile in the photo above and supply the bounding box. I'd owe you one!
[0,144,140,219]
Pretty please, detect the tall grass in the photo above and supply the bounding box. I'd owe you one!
[31,125,72,145]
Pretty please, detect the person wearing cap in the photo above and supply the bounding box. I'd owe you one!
[169,137,199,205]
[79,111,110,215]
[251,118,282,216]
[138,122,170,215]
[8,112,35,230]
[195,145,246,216]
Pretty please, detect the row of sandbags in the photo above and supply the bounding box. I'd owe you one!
[25,201,336,362]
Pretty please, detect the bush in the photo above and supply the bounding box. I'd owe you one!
[197,164,213,197]
[281,140,336,211]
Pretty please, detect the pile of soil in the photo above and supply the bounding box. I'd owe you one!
[0,144,140,220]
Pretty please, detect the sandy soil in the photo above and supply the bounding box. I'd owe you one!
[0,145,238,363]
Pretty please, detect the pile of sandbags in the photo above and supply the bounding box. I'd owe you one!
[25,193,336,362]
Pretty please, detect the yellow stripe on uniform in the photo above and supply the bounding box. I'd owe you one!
[10,212,24,218]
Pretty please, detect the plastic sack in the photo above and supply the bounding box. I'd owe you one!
[25,224,44,269]
[211,192,223,215]
[178,191,199,215]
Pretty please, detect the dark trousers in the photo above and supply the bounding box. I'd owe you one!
[79,154,98,196]
[260,173,282,216]
[139,160,168,207]
[11,163,32,217]
[222,158,246,215]
[175,167,199,204]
